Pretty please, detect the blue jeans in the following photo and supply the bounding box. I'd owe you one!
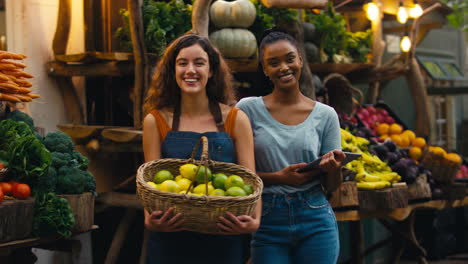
[252,185,339,264]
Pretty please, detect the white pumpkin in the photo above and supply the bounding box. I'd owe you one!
[209,28,257,58]
[210,0,257,29]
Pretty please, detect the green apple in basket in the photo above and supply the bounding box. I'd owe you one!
[153,169,174,184]
[225,175,244,189]
[212,173,228,190]
[226,186,247,197]
[194,166,212,184]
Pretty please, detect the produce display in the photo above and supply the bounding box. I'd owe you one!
[0,51,40,103]
[0,111,95,239]
[148,163,254,197]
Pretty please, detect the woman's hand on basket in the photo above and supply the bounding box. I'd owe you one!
[217,212,260,234]
[144,208,185,232]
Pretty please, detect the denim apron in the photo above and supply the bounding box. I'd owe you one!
[146,102,250,264]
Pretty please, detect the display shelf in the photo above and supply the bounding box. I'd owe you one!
[309,63,374,75]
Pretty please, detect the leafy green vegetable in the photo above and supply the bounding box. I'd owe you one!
[116,0,193,55]
[7,110,34,130]
[248,0,299,42]
[33,193,75,238]
[305,3,372,63]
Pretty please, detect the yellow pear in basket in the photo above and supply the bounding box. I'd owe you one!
[209,188,226,196]
[179,164,198,181]
[193,183,215,195]
[153,170,174,184]
[160,180,181,193]
[175,175,183,181]
[147,181,159,190]
[225,175,244,190]
[226,186,247,197]
[176,178,192,192]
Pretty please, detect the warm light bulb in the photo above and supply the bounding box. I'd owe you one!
[397,2,408,24]
[409,3,423,18]
[365,2,379,21]
[400,35,411,52]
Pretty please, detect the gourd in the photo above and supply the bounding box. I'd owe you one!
[303,22,316,43]
[209,28,257,58]
[304,42,320,63]
[209,0,256,28]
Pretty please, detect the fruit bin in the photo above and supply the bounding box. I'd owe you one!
[136,136,263,234]
[58,192,95,233]
[421,150,460,183]
[355,102,409,131]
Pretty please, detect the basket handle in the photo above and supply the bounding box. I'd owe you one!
[185,136,211,194]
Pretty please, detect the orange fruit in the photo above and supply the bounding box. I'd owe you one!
[402,130,416,143]
[390,134,402,146]
[379,134,390,140]
[412,137,426,149]
[388,123,403,135]
[431,146,447,157]
[444,153,461,164]
[376,123,390,136]
[409,147,422,161]
[399,135,411,148]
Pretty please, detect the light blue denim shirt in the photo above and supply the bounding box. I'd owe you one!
[237,97,341,194]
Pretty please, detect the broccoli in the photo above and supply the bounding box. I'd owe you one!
[43,131,75,153]
[51,152,73,169]
[72,150,89,170]
[34,167,58,195]
[56,167,89,194]
[7,110,34,130]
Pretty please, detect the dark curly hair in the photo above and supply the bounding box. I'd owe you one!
[144,34,234,114]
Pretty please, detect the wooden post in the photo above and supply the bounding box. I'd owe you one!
[52,0,71,55]
[367,0,385,104]
[128,0,149,128]
[192,0,214,37]
[405,58,430,137]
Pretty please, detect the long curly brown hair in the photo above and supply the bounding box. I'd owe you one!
[144,34,234,114]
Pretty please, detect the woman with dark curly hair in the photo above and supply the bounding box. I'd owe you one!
[142,34,260,264]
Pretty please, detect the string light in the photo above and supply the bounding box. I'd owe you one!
[409,0,423,18]
[397,1,408,24]
[400,33,411,52]
[364,1,379,21]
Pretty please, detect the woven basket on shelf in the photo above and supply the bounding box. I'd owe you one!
[136,136,263,234]
[421,150,459,183]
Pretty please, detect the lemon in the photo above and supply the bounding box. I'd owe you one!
[159,180,181,193]
[209,188,226,196]
[193,183,214,195]
[153,170,174,184]
[147,181,158,189]
[179,164,198,181]
[226,186,247,197]
[225,175,244,190]
[212,173,228,190]
[175,175,184,181]
[195,166,212,184]
[176,178,192,192]
[243,184,254,195]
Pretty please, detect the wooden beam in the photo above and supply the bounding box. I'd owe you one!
[101,127,143,143]
[56,77,84,125]
[191,0,213,37]
[53,0,71,55]
[367,0,385,104]
[46,61,134,77]
[128,0,149,129]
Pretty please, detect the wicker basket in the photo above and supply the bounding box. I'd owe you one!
[421,150,459,183]
[136,136,263,234]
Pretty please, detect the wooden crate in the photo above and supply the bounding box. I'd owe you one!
[0,198,35,243]
[329,182,359,208]
[58,192,95,233]
[358,184,408,211]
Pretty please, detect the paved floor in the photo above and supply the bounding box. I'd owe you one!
[400,254,468,264]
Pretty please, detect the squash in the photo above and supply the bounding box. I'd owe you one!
[303,22,316,43]
[210,0,256,28]
[209,28,257,58]
[304,42,320,63]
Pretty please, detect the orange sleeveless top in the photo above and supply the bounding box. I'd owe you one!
[149,108,239,141]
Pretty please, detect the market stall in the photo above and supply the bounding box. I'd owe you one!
[1,0,467,263]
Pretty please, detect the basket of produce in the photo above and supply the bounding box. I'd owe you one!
[136,136,263,234]
[421,146,462,183]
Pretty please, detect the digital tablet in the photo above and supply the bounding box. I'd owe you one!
[296,152,362,173]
